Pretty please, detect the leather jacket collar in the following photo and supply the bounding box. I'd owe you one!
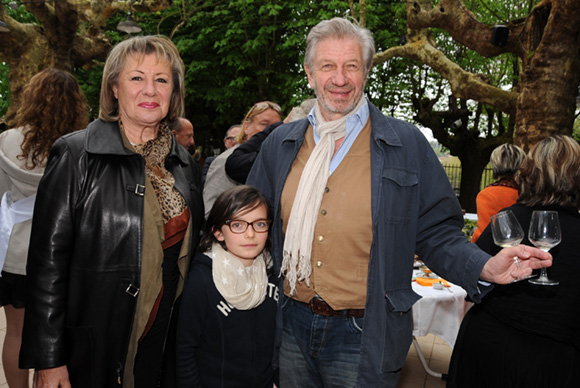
[84,119,191,166]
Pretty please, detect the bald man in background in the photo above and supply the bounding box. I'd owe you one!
[172,117,195,152]
[202,124,241,186]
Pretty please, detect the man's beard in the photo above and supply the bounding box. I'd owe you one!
[313,80,365,120]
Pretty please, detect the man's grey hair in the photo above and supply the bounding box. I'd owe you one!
[304,18,375,76]
[225,124,241,138]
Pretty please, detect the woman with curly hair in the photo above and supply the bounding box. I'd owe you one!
[0,68,88,388]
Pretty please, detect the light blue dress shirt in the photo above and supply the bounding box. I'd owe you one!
[307,97,370,175]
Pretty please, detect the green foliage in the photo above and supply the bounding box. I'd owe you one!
[462,218,477,239]
[0,62,10,122]
[364,2,410,114]
[5,2,40,24]
[480,164,494,190]
[150,0,355,152]
[573,111,580,142]
[73,65,105,121]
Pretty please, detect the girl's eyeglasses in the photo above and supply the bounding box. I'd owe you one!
[224,219,271,234]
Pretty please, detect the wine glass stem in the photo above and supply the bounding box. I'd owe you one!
[513,256,521,270]
[538,268,549,280]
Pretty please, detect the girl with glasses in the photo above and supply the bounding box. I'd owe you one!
[177,185,278,387]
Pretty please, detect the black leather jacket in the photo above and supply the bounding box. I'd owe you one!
[19,119,204,387]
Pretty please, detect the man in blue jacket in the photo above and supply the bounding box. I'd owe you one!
[246,17,551,388]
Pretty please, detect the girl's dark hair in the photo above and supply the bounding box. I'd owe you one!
[198,185,273,253]
[16,68,89,169]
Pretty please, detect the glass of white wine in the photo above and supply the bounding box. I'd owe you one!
[490,210,534,281]
[528,210,561,286]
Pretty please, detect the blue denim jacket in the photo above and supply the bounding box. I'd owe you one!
[247,102,492,387]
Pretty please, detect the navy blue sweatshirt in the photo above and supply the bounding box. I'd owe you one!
[177,251,278,387]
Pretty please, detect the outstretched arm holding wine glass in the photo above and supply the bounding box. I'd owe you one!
[479,244,552,284]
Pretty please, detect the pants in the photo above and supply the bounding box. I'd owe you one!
[279,297,364,388]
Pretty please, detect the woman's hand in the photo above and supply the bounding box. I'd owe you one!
[480,245,552,284]
[33,366,71,388]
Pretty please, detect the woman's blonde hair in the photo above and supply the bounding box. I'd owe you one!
[99,35,184,123]
[235,101,282,144]
[516,135,580,207]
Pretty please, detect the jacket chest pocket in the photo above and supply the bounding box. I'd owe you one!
[381,168,418,225]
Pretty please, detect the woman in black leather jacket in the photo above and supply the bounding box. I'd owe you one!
[19,36,204,388]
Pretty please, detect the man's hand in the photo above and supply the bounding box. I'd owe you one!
[33,366,71,388]
[480,245,552,284]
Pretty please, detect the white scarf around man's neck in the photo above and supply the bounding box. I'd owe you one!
[282,95,367,295]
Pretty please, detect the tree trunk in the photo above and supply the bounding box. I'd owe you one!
[457,155,488,213]
[514,0,580,150]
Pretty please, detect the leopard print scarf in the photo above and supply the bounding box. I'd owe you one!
[132,122,187,224]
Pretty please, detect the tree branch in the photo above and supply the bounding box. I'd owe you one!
[373,34,518,115]
[408,0,526,58]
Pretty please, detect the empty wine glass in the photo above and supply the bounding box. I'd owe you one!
[490,210,533,281]
[528,210,561,286]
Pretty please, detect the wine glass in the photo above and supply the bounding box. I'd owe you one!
[528,210,561,286]
[490,210,533,281]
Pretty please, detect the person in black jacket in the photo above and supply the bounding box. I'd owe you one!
[224,121,283,184]
[448,135,580,388]
[177,185,278,388]
[19,36,204,388]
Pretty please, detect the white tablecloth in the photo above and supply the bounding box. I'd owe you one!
[412,271,471,348]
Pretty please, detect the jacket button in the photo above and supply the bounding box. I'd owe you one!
[321,209,327,215]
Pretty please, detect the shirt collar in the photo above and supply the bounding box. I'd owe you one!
[308,98,369,143]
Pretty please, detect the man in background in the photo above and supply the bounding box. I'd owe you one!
[223,124,241,150]
[202,124,241,186]
[171,117,195,152]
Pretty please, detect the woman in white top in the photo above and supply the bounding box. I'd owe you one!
[0,68,88,388]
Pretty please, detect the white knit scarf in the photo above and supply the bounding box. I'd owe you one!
[282,95,367,295]
[210,243,270,310]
